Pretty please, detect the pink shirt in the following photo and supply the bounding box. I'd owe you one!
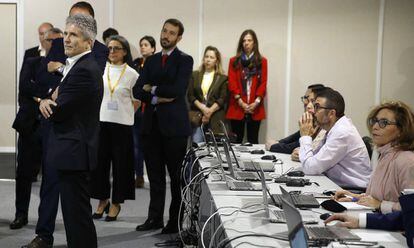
[366,143,414,213]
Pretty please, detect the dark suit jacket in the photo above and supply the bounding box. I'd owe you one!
[270,131,301,154]
[23,46,40,64]
[133,48,193,137]
[187,70,228,133]
[367,194,414,248]
[46,53,103,171]
[47,38,109,72]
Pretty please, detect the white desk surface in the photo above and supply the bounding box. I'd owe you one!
[195,145,406,248]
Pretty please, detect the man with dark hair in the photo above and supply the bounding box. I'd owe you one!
[23,22,53,63]
[265,84,325,154]
[102,27,119,44]
[69,1,94,17]
[299,87,371,188]
[134,18,193,234]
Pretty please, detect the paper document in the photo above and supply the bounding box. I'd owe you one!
[339,202,375,210]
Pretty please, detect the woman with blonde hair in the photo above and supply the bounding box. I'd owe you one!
[187,46,228,142]
[335,100,414,213]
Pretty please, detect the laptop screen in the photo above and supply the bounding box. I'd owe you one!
[289,224,309,248]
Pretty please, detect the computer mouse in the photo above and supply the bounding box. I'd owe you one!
[322,190,336,196]
[241,142,253,146]
[320,213,331,220]
[251,149,265,154]
[261,155,277,160]
[286,170,305,177]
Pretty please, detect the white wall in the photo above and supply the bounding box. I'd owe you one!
[5,0,414,149]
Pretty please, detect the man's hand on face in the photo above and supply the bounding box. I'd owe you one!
[299,112,314,137]
[39,99,57,119]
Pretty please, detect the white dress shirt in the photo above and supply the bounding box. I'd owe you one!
[61,50,92,81]
[299,116,372,188]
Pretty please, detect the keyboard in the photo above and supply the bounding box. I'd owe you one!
[271,210,286,220]
[231,181,253,188]
[271,194,320,208]
[306,227,338,239]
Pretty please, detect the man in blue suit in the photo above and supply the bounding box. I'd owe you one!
[133,18,193,234]
[22,2,107,248]
[325,193,414,248]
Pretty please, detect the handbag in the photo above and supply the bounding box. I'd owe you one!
[188,110,202,128]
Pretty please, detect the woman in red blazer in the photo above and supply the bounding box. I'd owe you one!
[226,29,267,144]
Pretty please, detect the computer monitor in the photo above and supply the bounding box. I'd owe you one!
[281,198,309,248]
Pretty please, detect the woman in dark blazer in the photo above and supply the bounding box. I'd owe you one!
[187,46,228,142]
[226,29,267,144]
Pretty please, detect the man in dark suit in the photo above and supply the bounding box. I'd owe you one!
[10,28,63,231]
[134,18,193,234]
[325,193,414,248]
[22,3,107,248]
[37,14,102,248]
[23,22,53,63]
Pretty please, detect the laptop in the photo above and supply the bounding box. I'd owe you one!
[282,198,361,245]
[222,141,273,181]
[262,184,318,224]
[208,132,261,191]
[271,186,320,208]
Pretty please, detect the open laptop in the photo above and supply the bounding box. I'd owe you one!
[208,131,261,191]
[222,141,273,181]
[282,198,361,245]
[271,186,320,208]
[218,121,274,172]
[260,183,318,224]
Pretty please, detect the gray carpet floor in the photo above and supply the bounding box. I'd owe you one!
[0,179,179,247]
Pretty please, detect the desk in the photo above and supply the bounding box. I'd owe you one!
[191,145,406,248]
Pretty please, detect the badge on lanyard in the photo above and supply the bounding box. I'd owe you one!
[107,64,126,111]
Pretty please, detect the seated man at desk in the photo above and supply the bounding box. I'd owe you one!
[325,193,414,248]
[298,87,371,188]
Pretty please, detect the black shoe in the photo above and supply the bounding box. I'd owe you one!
[161,221,179,234]
[10,216,28,229]
[21,236,52,248]
[136,219,164,231]
[105,204,121,222]
[92,202,110,219]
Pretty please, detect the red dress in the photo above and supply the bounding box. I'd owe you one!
[225,56,267,121]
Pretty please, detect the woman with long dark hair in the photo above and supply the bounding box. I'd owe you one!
[226,29,267,144]
[90,35,138,221]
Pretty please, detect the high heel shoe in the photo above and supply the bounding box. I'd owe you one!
[92,202,110,219]
[105,205,121,222]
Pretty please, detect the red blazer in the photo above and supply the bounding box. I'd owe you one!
[226,56,267,121]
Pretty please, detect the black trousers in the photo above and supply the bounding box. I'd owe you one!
[90,122,135,203]
[15,121,42,218]
[141,115,188,223]
[58,170,97,248]
[230,119,261,144]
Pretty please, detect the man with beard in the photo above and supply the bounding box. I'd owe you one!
[133,18,193,234]
[298,87,371,188]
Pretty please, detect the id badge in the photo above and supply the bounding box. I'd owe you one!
[107,100,119,111]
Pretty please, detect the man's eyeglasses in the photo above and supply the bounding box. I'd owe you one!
[368,118,398,129]
[313,103,334,112]
[108,46,124,52]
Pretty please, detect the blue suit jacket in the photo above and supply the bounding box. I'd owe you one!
[367,194,414,248]
[46,53,103,171]
[133,48,193,137]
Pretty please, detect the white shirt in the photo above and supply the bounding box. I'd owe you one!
[299,116,372,188]
[38,43,46,57]
[100,62,139,126]
[61,50,91,81]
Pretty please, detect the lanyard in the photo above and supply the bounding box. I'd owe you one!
[107,63,127,98]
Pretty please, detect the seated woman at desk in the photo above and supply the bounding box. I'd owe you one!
[335,101,414,214]
[265,84,326,161]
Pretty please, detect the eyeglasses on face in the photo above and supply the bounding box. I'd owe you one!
[368,118,398,129]
[313,103,333,112]
[108,46,124,52]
